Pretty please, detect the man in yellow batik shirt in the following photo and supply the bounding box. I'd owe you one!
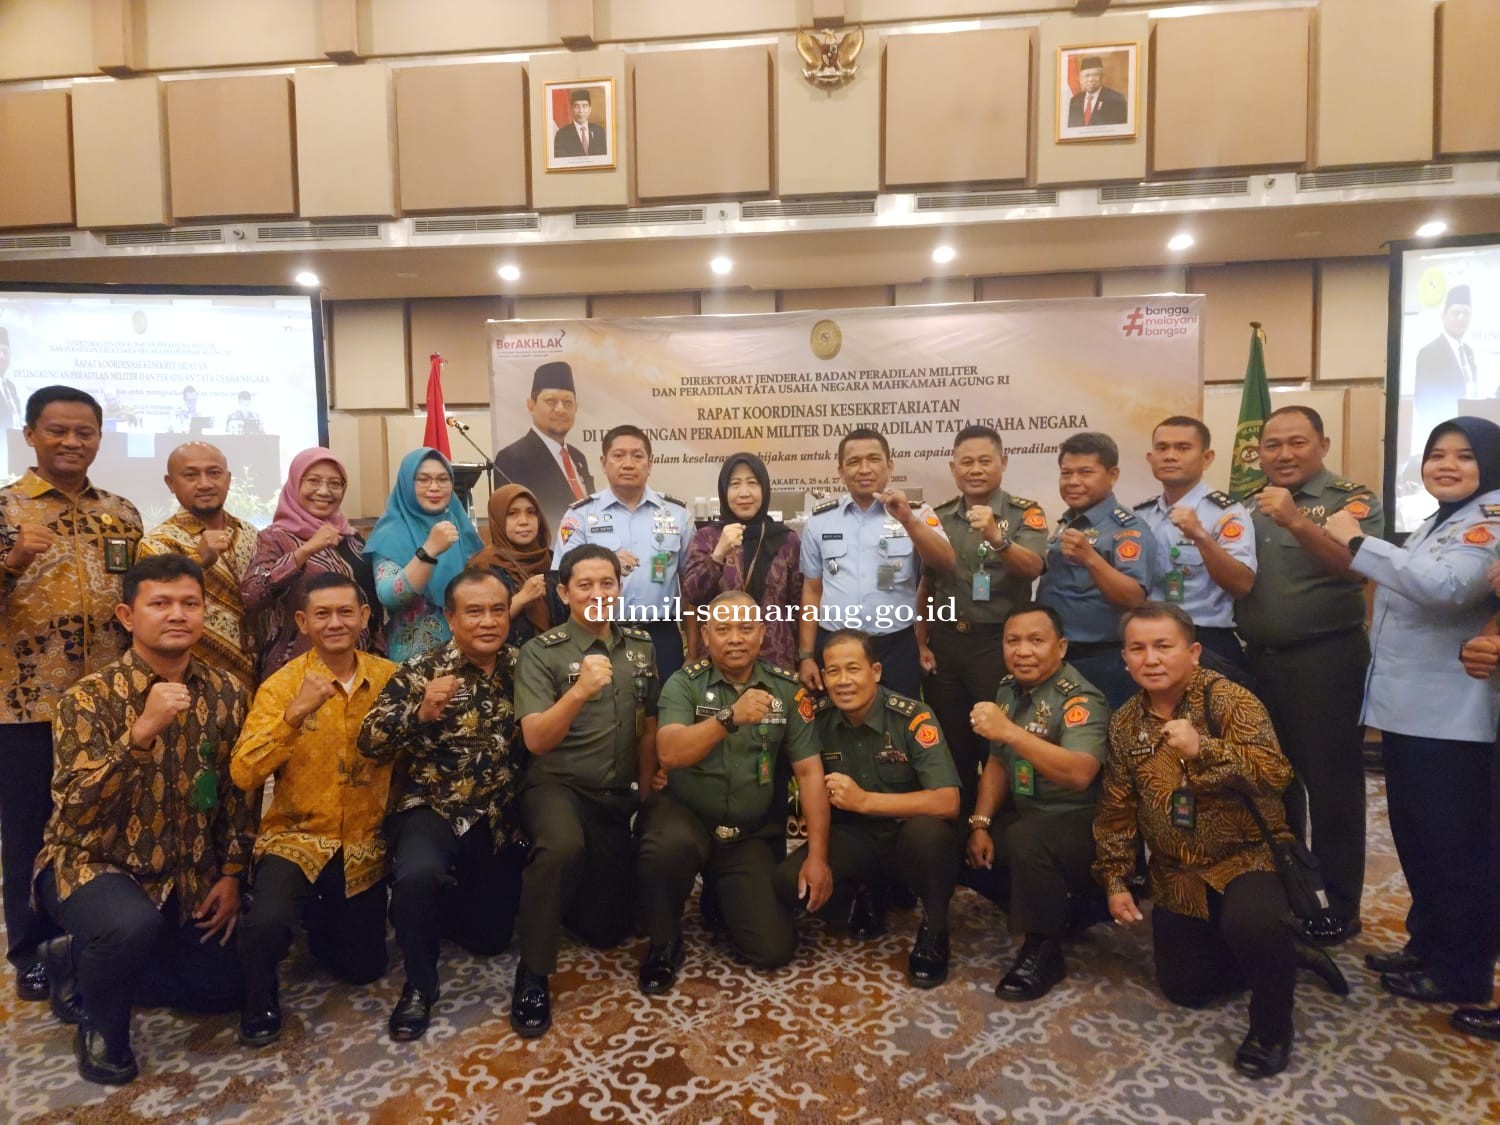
[138,442,257,687]
[230,572,399,1049]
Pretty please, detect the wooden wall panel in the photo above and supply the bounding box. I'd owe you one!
[359,0,553,55]
[780,286,892,310]
[1317,258,1389,383]
[1314,0,1434,167]
[0,91,75,228]
[702,291,776,315]
[884,29,1031,188]
[776,34,880,197]
[895,279,976,306]
[0,0,94,82]
[1152,9,1309,173]
[1188,261,1315,384]
[295,64,398,218]
[634,46,772,201]
[1100,267,1187,297]
[326,411,386,520]
[528,49,630,211]
[72,78,170,228]
[1438,0,1500,156]
[1036,13,1149,186]
[136,0,322,69]
[166,76,296,220]
[980,274,1097,301]
[329,300,408,410]
[395,63,529,213]
[590,292,699,318]
[512,297,588,320]
[408,297,510,406]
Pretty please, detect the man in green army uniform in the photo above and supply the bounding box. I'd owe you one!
[636,591,833,992]
[1234,404,1384,947]
[774,629,962,987]
[917,425,1048,813]
[965,604,1109,1002]
[512,543,660,1038]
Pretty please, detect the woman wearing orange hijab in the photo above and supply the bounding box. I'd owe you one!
[469,484,562,647]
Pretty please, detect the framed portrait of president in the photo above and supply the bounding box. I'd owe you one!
[543,78,617,172]
[1056,43,1139,142]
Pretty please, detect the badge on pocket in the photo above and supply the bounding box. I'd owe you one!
[971,570,991,602]
[104,537,132,574]
[1014,759,1035,796]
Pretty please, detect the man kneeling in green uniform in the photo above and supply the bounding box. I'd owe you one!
[965,604,1109,1002]
[774,629,962,986]
[636,591,833,992]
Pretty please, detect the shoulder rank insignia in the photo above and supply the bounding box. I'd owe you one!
[1330,479,1361,492]
[1055,677,1078,695]
[537,629,569,647]
[660,493,687,509]
[1008,496,1036,511]
[812,498,840,515]
[885,694,918,718]
[621,625,652,642]
[998,673,1015,686]
[1112,507,1136,525]
[1485,505,1500,519]
[566,496,593,510]
[766,664,800,683]
[1132,496,1157,510]
[684,658,712,678]
[934,495,962,514]
[1206,490,1235,509]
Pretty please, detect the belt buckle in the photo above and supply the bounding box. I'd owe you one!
[955,620,970,634]
[713,825,741,841]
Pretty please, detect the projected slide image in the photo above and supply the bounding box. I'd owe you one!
[1393,239,1500,534]
[0,289,324,529]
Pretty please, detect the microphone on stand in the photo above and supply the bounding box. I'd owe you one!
[445,416,514,488]
[446,416,472,434]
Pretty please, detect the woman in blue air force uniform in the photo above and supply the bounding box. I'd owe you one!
[1322,416,1500,1005]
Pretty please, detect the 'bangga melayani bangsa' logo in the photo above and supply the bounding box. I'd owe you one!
[1120,305,1198,339]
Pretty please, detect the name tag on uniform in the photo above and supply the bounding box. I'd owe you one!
[821,751,842,765]
[103,537,132,573]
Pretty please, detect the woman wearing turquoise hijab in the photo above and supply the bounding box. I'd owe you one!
[367,448,484,662]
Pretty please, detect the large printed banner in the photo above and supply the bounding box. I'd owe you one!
[488,296,1203,515]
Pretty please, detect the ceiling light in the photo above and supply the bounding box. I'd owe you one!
[294,270,320,287]
[710,256,733,276]
[931,245,957,265]
[1166,233,1194,252]
[497,264,521,282]
[1415,220,1448,239]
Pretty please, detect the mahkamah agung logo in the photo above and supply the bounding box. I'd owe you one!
[1121,306,1198,340]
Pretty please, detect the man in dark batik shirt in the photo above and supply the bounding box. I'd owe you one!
[359,567,525,1042]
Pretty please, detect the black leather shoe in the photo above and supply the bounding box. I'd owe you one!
[15,959,48,1002]
[1297,913,1361,946]
[1381,970,1475,1004]
[1293,938,1349,997]
[1233,1030,1292,1079]
[848,889,886,940]
[75,1023,137,1086]
[238,991,282,1048]
[996,937,1065,1002]
[1450,1006,1500,1041]
[1365,947,1423,974]
[387,982,437,1042]
[509,963,551,1039]
[42,936,82,1025]
[638,937,685,995]
[907,923,950,989]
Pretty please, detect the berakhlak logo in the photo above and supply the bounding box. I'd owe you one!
[1120,305,1198,340]
[1122,307,1146,337]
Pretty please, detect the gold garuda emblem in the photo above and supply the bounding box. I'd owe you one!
[795,26,864,91]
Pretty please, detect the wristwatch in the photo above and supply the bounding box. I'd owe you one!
[414,546,438,565]
[967,813,992,831]
[1346,535,1365,557]
[715,706,738,733]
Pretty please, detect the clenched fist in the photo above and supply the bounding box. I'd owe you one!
[571,654,615,701]
[730,688,774,727]
[285,671,337,728]
[1058,528,1096,564]
[198,528,234,569]
[712,523,745,562]
[1255,487,1301,529]
[297,524,343,565]
[417,674,462,723]
[132,682,193,749]
[5,523,55,572]
[422,521,459,558]
[877,489,914,526]
[1160,718,1202,759]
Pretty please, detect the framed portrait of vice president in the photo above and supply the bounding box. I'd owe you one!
[544,78,617,172]
[1056,44,1139,142]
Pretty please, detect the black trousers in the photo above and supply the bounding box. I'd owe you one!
[775,815,960,930]
[816,625,921,701]
[635,794,794,968]
[38,869,242,1049]
[1246,629,1369,920]
[516,782,635,974]
[645,620,685,681]
[968,805,1099,938]
[1382,731,1497,1001]
[388,809,524,994]
[238,853,389,1003]
[1151,871,1295,1042]
[922,623,1007,815]
[0,721,60,966]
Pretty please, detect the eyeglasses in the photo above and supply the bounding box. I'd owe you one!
[303,475,346,493]
[415,474,453,487]
[190,738,218,813]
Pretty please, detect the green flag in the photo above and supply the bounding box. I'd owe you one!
[1229,323,1272,500]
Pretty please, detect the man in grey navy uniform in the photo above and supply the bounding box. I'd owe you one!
[553,424,692,680]
[1136,417,1256,677]
[1036,432,1155,708]
[917,425,1048,814]
[797,427,956,699]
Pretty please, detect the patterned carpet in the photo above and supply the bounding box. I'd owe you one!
[3,774,1497,1124]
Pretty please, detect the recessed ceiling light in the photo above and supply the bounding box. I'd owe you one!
[497,264,522,282]
[294,270,320,287]
[931,245,957,265]
[710,256,733,276]
[1415,220,1448,239]
[1166,233,1194,252]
